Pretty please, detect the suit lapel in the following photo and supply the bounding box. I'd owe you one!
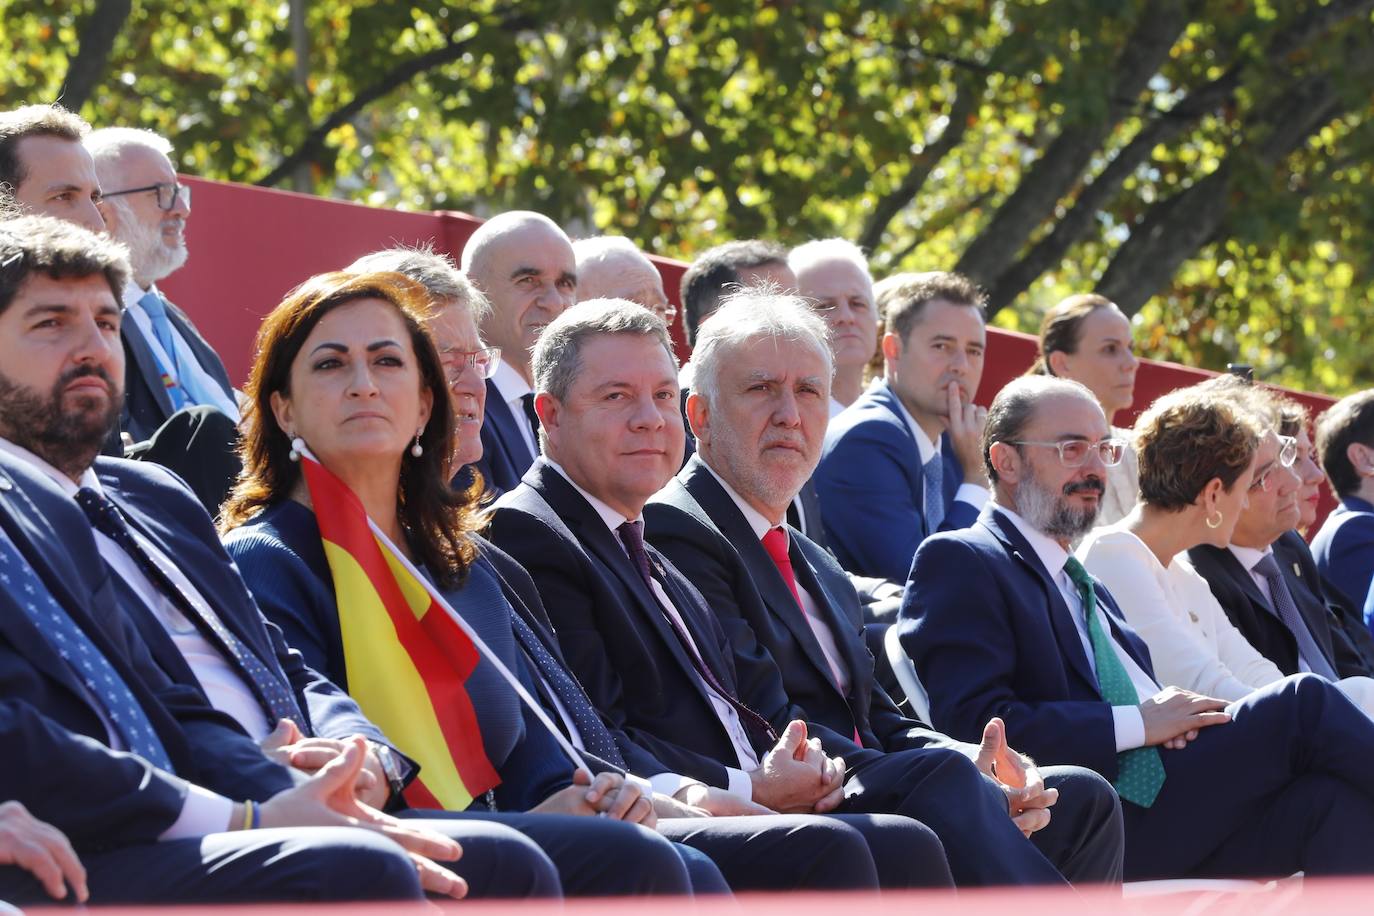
[485,383,537,471]
[166,304,234,397]
[1216,548,1280,621]
[121,318,177,418]
[982,509,1099,692]
[791,535,867,686]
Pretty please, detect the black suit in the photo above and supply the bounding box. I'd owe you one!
[120,298,235,444]
[1275,530,1374,675]
[0,451,445,905]
[643,457,1124,885]
[489,460,1007,887]
[1187,542,1364,678]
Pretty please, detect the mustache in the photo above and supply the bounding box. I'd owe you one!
[60,363,117,390]
[1063,477,1105,497]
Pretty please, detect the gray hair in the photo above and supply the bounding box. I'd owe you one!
[571,235,655,301]
[788,237,872,285]
[983,375,1098,485]
[459,210,567,277]
[532,298,676,407]
[692,287,833,406]
[85,126,174,168]
[347,244,490,322]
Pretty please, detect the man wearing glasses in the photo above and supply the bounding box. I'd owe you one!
[86,128,239,455]
[1185,381,1374,681]
[900,374,1374,881]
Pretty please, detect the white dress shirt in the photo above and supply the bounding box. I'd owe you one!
[702,463,851,694]
[490,360,539,460]
[0,437,235,838]
[891,395,989,516]
[999,506,1156,751]
[546,462,754,797]
[122,279,240,422]
[828,396,846,420]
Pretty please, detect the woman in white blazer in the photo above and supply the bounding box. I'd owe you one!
[1078,382,1374,716]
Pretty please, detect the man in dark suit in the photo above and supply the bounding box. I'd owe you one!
[1185,388,1371,680]
[815,271,990,582]
[84,128,240,514]
[1312,389,1374,621]
[460,211,578,497]
[490,298,1052,887]
[644,290,1124,884]
[901,374,1374,880]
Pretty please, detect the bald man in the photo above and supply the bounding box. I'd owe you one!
[461,211,578,495]
[572,236,674,326]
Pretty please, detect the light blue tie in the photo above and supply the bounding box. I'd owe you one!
[0,524,174,771]
[140,290,226,411]
[923,452,945,533]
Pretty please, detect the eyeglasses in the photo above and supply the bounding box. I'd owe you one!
[102,181,191,211]
[442,346,501,384]
[654,304,679,323]
[1277,434,1298,468]
[1006,437,1126,468]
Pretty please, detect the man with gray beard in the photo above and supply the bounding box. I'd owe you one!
[86,128,240,512]
[898,374,1374,882]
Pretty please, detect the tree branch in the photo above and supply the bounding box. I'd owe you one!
[60,0,132,110]
[256,9,534,189]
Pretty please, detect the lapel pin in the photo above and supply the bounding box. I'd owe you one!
[1293,563,1301,577]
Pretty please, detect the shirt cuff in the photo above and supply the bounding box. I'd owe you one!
[649,772,703,799]
[726,767,754,800]
[1111,705,1146,753]
[159,784,235,840]
[954,483,990,511]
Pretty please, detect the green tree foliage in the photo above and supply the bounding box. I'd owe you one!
[2,0,1371,393]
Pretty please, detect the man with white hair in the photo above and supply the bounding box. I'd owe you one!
[83,128,239,513]
[461,211,577,496]
[572,235,675,326]
[789,239,878,417]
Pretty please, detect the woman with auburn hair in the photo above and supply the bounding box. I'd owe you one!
[215,270,710,897]
[1032,294,1140,526]
[1078,384,1374,715]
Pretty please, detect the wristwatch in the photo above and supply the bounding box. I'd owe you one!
[368,741,408,801]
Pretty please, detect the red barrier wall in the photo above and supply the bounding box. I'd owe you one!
[164,175,1339,527]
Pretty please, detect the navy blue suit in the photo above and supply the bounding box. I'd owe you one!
[815,381,977,581]
[120,300,235,444]
[901,504,1374,880]
[468,379,538,498]
[1311,496,1374,627]
[0,452,441,905]
[644,458,1124,885]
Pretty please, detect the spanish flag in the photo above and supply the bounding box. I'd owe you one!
[300,453,500,810]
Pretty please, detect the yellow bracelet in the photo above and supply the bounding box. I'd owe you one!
[241,800,255,831]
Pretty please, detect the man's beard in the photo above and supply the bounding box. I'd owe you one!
[0,366,121,479]
[1013,463,1105,542]
[125,209,188,284]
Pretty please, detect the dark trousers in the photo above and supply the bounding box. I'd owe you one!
[839,745,1123,886]
[1126,673,1374,880]
[0,827,424,906]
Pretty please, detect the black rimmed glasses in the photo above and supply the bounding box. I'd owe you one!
[442,346,501,385]
[1007,437,1127,468]
[103,181,191,211]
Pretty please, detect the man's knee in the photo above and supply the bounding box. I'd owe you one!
[281,828,424,901]
[418,819,560,898]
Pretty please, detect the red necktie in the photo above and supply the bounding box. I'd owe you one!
[761,527,861,745]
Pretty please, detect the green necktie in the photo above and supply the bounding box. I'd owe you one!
[1063,556,1166,808]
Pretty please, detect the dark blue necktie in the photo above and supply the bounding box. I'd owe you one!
[74,487,307,731]
[0,525,174,771]
[508,608,626,768]
[1252,553,1338,680]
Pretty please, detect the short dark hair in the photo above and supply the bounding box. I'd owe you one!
[679,240,787,345]
[1133,385,1261,511]
[0,214,129,316]
[982,375,1095,485]
[1316,390,1374,497]
[1030,293,1118,376]
[876,271,985,345]
[0,104,89,192]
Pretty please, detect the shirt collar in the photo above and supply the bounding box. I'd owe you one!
[996,504,1071,581]
[121,277,159,311]
[1228,542,1272,573]
[0,436,101,498]
[700,461,775,540]
[884,381,938,465]
[546,460,639,534]
[490,359,532,404]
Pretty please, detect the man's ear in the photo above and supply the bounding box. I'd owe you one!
[880,331,901,364]
[989,441,1020,485]
[685,391,709,445]
[1348,442,1374,478]
[535,392,560,444]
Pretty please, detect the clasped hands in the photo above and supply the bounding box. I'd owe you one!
[971,717,1057,838]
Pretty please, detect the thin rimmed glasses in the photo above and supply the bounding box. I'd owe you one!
[1006,438,1126,468]
[442,346,501,387]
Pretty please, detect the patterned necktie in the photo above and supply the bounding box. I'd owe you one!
[761,527,861,743]
[617,520,778,744]
[0,525,174,771]
[1251,554,1338,680]
[1063,556,1166,808]
[75,487,307,732]
[138,291,188,410]
[508,608,626,768]
[923,452,945,533]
